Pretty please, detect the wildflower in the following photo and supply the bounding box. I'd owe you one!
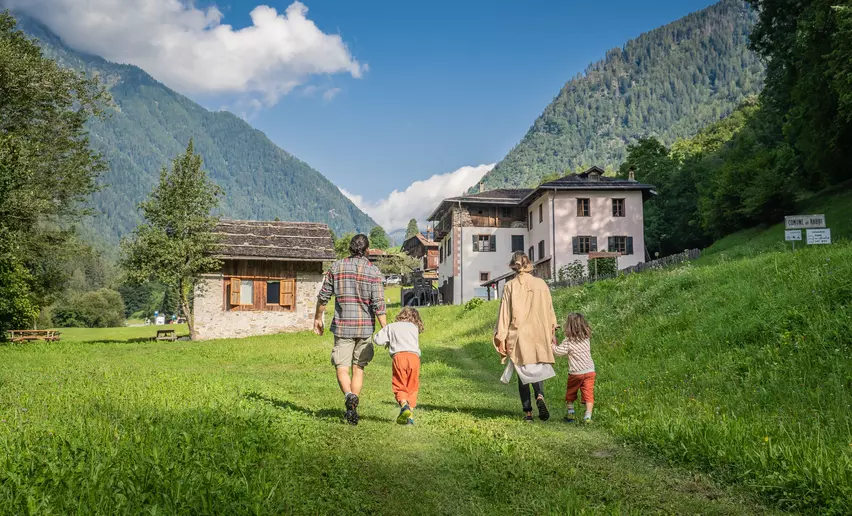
[763,436,769,442]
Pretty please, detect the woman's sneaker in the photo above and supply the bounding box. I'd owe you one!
[523,415,534,423]
[397,404,413,425]
[344,393,359,426]
[536,395,550,421]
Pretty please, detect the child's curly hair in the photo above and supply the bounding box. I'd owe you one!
[395,307,424,333]
[563,313,591,341]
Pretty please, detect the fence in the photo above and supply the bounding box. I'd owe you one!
[548,248,702,290]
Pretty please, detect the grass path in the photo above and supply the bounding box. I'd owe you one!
[1,308,774,515]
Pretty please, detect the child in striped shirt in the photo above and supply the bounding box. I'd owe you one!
[553,313,595,423]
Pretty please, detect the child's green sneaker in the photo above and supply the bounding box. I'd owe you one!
[397,404,413,425]
[406,418,415,425]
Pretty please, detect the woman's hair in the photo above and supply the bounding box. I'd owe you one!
[349,234,370,257]
[509,251,533,274]
[395,307,424,333]
[563,313,591,341]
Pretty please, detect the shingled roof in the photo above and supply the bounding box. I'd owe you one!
[213,220,334,261]
[427,189,533,221]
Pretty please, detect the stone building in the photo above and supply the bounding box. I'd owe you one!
[193,220,334,340]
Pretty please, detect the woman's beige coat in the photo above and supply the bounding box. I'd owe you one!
[493,272,557,366]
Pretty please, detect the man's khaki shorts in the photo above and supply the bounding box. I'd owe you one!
[331,337,374,368]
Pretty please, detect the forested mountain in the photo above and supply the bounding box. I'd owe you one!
[479,0,765,190]
[14,14,376,244]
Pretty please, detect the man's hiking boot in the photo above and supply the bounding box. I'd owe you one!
[536,395,550,421]
[344,393,360,426]
[397,404,413,425]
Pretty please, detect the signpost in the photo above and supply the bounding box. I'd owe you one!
[784,214,830,249]
[806,228,831,245]
[785,214,826,229]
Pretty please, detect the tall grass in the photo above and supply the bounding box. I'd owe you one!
[550,242,852,512]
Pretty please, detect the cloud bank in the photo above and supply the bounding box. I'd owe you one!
[9,0,364,105]
[341,164,495,233]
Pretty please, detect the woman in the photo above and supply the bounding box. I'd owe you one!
[494,251,558,421]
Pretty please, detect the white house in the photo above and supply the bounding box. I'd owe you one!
[427,167,656,304]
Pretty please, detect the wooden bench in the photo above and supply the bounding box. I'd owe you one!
[155,329,177,342]
[6,330,61,343]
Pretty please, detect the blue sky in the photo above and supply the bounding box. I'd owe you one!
[236,0,718,200]
[17,0,719,230]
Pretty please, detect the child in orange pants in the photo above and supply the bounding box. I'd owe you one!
[373,307,424,425]
[553,313,596,422]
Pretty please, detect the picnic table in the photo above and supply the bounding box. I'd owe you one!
[6,330,61,343]
[155,329,177,342]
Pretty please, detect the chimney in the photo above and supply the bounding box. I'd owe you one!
[628,167,636,181]
[479,181,485,193]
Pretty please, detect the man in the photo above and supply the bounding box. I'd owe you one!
[315,234,387,425]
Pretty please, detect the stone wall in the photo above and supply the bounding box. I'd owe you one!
[193,262,324,340]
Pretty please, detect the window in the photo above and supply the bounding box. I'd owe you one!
[539,203,543,223]
[538,240,545,260]
[572,236,597,255]
[439,246,443,263]
[511,235,525,253]
[577,198,590,217]
[480,272,490,282]
[528,211,533,230]
[447,238,452,258]
[612,198,625,217]
[239,279,254,305]
[472,234,496,252]
[228,276,296,311]
[500,207,512,219]
[529,246,535,262]
[608,236,634,255]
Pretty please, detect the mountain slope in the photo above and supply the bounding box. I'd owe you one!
[479,0,765,190]
[14,14,376,243]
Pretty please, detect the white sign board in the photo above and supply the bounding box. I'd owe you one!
[155,315,166,325]
[806,228,831,245]
[785,230,802,241]
[785,214,826,229]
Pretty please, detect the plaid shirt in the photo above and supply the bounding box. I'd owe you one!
[317,256,386,338]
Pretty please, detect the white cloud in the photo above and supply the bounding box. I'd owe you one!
[10,0,364,106]
[323,87,341,101]
[341,164,496,232]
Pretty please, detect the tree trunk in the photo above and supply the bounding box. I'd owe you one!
[179,279,196,340]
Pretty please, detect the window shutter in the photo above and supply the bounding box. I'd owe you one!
[472,235,478,252]
[591,237,598,252]
[608,237,615,252]
[280,278,296,309]
[626,236,634,255]
[229,277,240,306]
[489,234,496,252]
[572,237,579,255]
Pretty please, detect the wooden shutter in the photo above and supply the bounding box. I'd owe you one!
[489,235,496,252]
[608,237,615,253]
[590,237,598,252]
[572,237,579,255]
[229,277,240,306]
[472,235,478,252]
[626,237,634,255]
[280,278,296,310]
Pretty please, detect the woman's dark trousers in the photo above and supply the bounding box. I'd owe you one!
[518,377,544,412]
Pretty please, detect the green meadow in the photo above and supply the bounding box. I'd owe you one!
[2,243,850,514]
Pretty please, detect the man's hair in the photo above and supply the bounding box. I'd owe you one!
[349,234,370,257]
[396,307,424,333]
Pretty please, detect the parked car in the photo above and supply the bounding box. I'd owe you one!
[384,275,401,285]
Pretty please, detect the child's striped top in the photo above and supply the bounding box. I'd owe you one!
[553,338,595,375]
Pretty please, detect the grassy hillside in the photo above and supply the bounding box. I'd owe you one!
[0,322,770,514]
[12,14,376,243]
[702,186,852,262]
[479,0,765,190]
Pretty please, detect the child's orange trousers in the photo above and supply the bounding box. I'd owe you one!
[391,352,421,408]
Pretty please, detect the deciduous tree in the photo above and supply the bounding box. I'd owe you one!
[120,140,221,340]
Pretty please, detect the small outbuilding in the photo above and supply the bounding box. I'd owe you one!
[193,220,334,340]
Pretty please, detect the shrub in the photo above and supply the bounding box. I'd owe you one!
[0,254,38,337]
[558,260,586,282]
[588,257,617,278]
[463,298,484,312]
[53,288,126,328]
